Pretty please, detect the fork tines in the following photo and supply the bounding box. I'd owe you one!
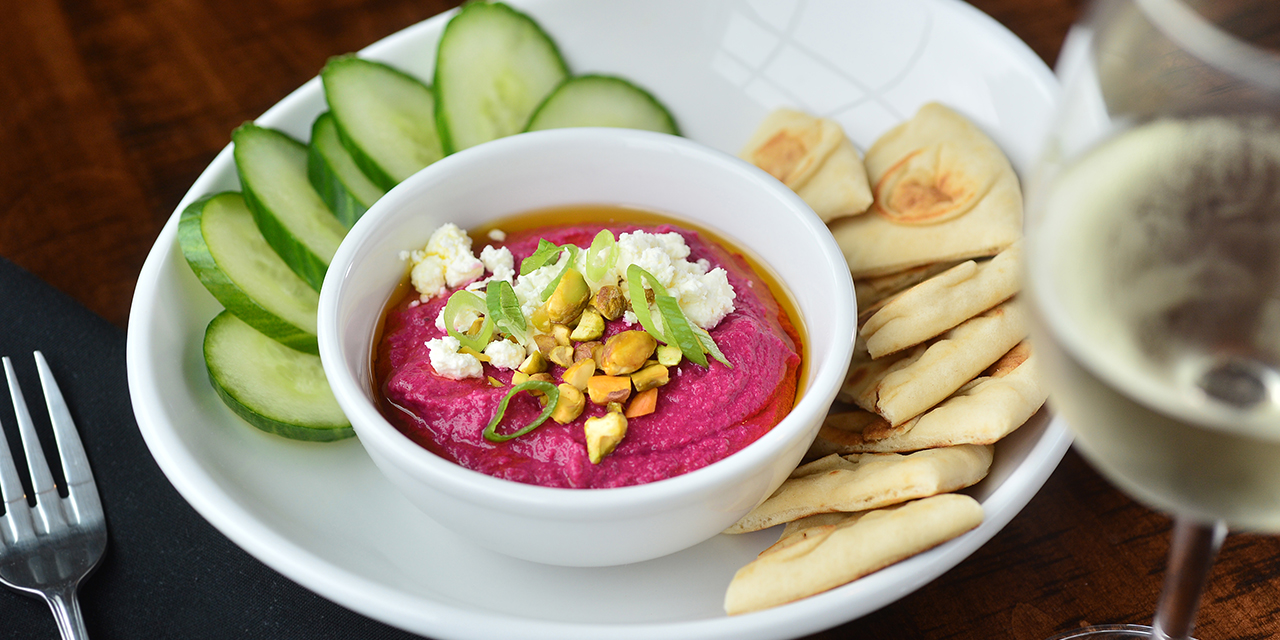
[0,351,103,540]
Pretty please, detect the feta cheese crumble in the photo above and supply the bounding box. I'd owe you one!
[424,336,482,380]
[483,339,525,370]
[404,223,485,300]
[465,244,517,293]
[610,231,736,329]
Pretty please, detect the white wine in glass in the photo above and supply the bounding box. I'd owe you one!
[1026,0,1280,638]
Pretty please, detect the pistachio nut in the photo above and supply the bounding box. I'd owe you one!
[548,345,574,368]
[656,344,683,367]
[630,363,669,392]
[562,358,596,390]
[517,350,548,375]
[569,308,605,342]
[551,383,585,424]
[591,285,628,321]
[546,268,591,324]
[599,330,658,376]
[584,411,628,464]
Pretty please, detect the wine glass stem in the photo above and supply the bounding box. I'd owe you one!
[1151,518,1227,640]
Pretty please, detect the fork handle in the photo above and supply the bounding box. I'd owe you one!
[45,586,90,640]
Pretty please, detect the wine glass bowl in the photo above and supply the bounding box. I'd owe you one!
[1026,0,1280,637]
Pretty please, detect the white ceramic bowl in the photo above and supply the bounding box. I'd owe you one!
[317,127,855,567]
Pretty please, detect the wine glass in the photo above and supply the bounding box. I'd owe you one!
[1025,0,1280,638]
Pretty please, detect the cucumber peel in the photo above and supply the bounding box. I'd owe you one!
[233,123,347,292]
[204,311,353,442]
[308,111,386,228]
[526,74,680,135]
[321,55,444,191]
[178,192,320,354]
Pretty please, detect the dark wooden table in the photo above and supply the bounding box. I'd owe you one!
[4,0,1277,638]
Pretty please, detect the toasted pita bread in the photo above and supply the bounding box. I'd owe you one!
[842,298,1029,425]
[795,136,874,221]
[739,108,842,191]
[829,102,1022,278]
[725,444,992,534]
[855,260,966,317]
[813,342,1045,455]
[861,240,1023,358]
[724,494,984,614]
[740,109,873,221]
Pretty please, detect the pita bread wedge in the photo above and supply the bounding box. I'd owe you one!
[756,512,850,558]
[724,494,984,615]
[740,108,873,221]
[837,334,893,406]
[843,297,1029,425]
[861,240,1023,358]
[829,102,1023,278]
[812,342,1046,455]
[725,444,992,534]
[855,260,966,317]
[795,137,874,221]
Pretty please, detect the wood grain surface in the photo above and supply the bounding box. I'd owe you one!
[3,0,1277,638]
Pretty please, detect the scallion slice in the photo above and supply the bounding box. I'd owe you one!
[655,294,707,367]
[692,324,732,367]
[584,229,618,283]
[625,264,669,344]
[482,380,559,442]
[539,245,579,301]
[443,290,494,352]
[520,239,563,275]
[485,279,527,344]
[627,264,729,368]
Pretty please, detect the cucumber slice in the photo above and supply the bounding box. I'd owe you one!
[179,192,320,354]
[233,123,347,291]
[308,111,386,228]
[321,55,444,191]
[204,310,353,442]
[434,2,569,153]
[525,75,680,135]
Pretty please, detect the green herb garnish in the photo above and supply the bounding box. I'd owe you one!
[625,264,668,344]
[443,290,493,352]
[692,324,731,367]
[625,264,727,368]
[539,245,580,301]
[584,229,619,283]
[482,379,560,442]
[656,294,707,367]
[519,239,563,275]
[485,279,527,345]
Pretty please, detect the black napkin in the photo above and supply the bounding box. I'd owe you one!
[0,256,429,640]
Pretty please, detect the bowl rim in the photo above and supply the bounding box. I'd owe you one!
[317,127,856,517]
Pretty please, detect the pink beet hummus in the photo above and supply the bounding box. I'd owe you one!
[374,222,801,489]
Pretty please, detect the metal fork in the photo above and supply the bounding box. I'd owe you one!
[0,352,107,639]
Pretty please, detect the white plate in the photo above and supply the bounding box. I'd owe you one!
[126,1,1071,638]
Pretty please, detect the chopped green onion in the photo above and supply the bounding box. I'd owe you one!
[625,264,668,344]
[626,264,727,368]
[539,245,580,301]
[443,290,493,352]
[656,295,707,367]
[692,324,731,367]
[584,229,619,283]
[485,280,527,345]
[482,380,559,442]
[520,239,562,275]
